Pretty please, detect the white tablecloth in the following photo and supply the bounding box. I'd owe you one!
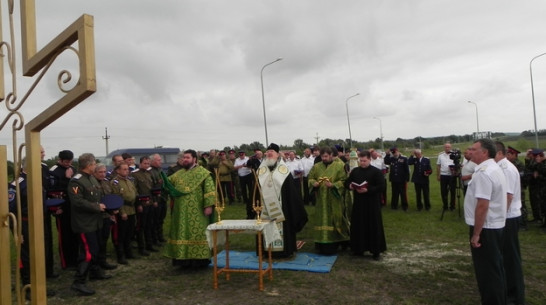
[206,219,281,249]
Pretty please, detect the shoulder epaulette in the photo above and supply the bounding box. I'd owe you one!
[50,165,58,171]
[10,176,25,186]
[132,168,141,173]
[73,173,82,180]
[112,179,119,185]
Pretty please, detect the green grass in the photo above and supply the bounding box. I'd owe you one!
[7,150,546,304]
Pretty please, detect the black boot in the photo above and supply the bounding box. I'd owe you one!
[89,265,112,280]
[99,260,118,270]
[71,262,95,296]
[116,248,128,265]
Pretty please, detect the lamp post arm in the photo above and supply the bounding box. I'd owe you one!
[530,52,546,148]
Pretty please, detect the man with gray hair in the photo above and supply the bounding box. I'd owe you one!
[464,139,507,304]
[408,149,432,211]
[68,153,111,296]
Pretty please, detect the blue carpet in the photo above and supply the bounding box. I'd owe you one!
[210,251,337,273]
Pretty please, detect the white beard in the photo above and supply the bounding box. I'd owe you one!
[264,158,277,168]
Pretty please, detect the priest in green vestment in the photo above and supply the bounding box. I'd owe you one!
[308,146,350,255]
[163,149,216,268]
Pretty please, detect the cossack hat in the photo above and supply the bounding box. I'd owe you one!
[58,150,74,160]
[266,143,280,153]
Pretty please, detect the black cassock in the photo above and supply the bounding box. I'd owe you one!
[257,175,308,258]
[345,166,387,256]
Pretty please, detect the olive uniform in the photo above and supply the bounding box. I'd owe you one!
[110,175,137,264]
[131,168,158,254]
[68,172,108,295]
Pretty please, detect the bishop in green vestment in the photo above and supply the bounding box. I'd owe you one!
[163,150,216,268]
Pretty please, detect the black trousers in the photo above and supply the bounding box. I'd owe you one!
[469,226,506,305]
[414,183,430,210]
[440,175,456,210]
[115,214,135,256]
[74,231,100,284]
[98,216,113,263]
[56,208,79,269]
[390,181,408,210]
[503,217,525,305]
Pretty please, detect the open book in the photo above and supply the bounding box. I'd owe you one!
[351,180,368,190]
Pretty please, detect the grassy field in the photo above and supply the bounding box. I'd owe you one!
[9,145,546,304]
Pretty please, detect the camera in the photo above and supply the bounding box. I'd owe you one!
[449,150,461,165]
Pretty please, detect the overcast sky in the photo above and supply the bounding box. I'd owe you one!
[3,0,546,159]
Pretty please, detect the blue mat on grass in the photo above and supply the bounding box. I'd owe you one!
[210,251,337,273]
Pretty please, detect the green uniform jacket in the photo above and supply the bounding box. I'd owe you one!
[131,168,154,205]
[110,175,137,216]
[68,172,104,233]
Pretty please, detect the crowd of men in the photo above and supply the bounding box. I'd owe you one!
[8,139,538,303]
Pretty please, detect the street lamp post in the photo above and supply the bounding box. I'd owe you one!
[373,116,384,151]
[467,101,479,138]
[530,52,546,148]
[261,58,283,147]
[345,93,360,148]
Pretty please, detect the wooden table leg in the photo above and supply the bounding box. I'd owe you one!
[267,243,273,280]
[212,230,218,289]
[257,231,264,291]
[225,230,230,281]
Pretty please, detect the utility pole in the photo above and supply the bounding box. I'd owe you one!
[102,127,110,156]
[314,132,320,146]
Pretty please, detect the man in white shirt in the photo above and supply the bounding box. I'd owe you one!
[437,143,456,211]
[461,147,477,195]
[285,151,304,201]
[300,148,315,205]
[494,141,525,305]
[464,139,507,305]
[233,151,254,219]
[370,149,388,206]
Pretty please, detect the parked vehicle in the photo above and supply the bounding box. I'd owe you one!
[102,147,180,171]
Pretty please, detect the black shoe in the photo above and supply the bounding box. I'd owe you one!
[372,254,381,261]
[99,261,118,270]
[146,246,159,252]
[117,257,128,265]
[46,272,60,279]
[138,249,150,256]
[71,282,95,296]
[90,272,112,281]
[125,252,137,259]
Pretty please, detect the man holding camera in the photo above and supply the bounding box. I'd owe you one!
[437,143,457,211]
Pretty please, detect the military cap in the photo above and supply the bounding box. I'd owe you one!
[531,148,544,155]
[218,151,226,155]
[101,194,123,210]
[390,147,398,153]
[507,146,520,155]
[228,149,236,154]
